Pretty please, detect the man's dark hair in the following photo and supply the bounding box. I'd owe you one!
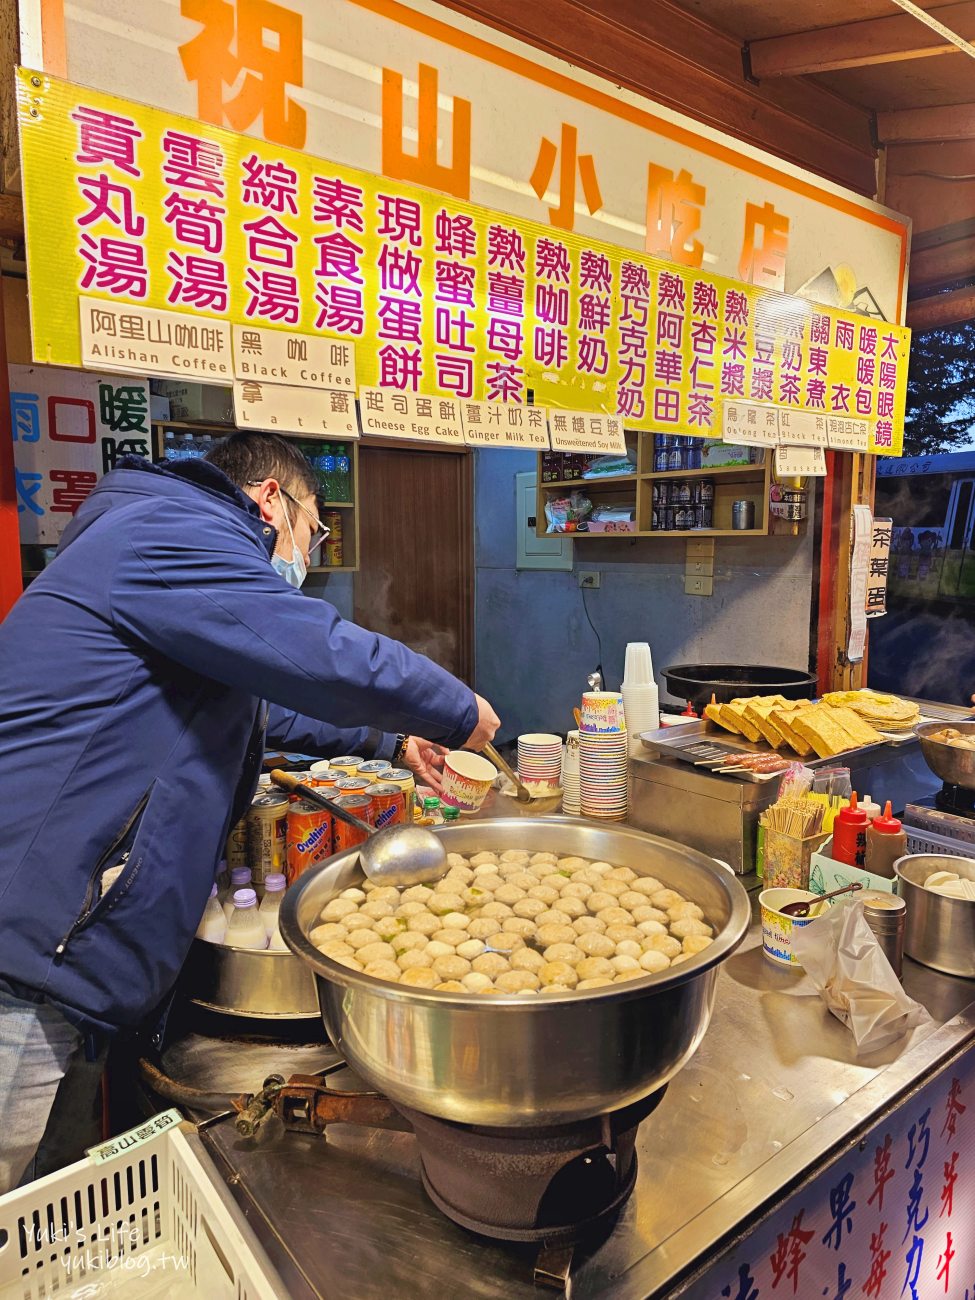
[205,431,318,499]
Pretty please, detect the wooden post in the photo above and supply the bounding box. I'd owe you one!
[0,269,22,619]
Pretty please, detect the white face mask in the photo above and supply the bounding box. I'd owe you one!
[271,498,307,589]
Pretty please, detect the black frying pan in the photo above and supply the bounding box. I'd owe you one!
[663,664,817,713]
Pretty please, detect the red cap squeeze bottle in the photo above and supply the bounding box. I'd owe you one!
[832,792,868,868]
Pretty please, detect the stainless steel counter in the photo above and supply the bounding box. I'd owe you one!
[190,876,975,1299]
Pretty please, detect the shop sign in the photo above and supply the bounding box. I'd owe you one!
[232,381,358,437]
[9,362,150,545]
[231,325,356,390]
[681,1054,973,1300]
[79,297,232,379]
[358,387,465,444]
[549,411,626,456]
[827,419,871,454]
[461,401,550,450]
[867,518,892,618]
[849,504,872,661]
[723,402,781,449]
[34,0,910,322]
[17,69,911,453]
[777,409,829,449]
[774,446,827,478]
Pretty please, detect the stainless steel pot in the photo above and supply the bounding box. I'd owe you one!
[183,938,321,1018]
[916,721,975,791]
[279,818,751,1126]
[895,853,975,979]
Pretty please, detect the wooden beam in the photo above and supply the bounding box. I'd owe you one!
[878,103,975,144]
[0,191,23,244]
[906,284,975,330]
[749,2,975,78]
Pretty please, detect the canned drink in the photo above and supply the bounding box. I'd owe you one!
[335,776,371,795]
[225,816,248,871]
[287,799,333,883]
[651,481,664,507]
[675,480,693,506]
[324,536,345,567]
[694,503,713,529]
[674,506,693,530]
[246,792,289,891]
[383,768,417,821]
[308,760,332,778]
[357,760,392,781]
[694,479,715,505]
[685,442,703,470]
[658,433,676,449]
[304,772,339,792]
[330,755,365,776]
[323,510,343,541]
[666,448,683,472]
[333,794,375,852]
[653,449,670,472]
[657,506,673,531]
[368,782,407,830]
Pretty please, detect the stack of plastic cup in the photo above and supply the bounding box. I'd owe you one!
[579,694,628,820]
[561,730,581,815]
[622,642,660,758]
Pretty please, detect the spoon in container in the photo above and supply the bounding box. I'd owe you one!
[270,770,447,887]
[779,881,863,917]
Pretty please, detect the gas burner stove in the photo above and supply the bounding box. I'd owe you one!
[241,1072,665,1252]
[933,783,975,817]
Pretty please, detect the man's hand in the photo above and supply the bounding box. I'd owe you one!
[463,694,500,752]
[403,737,448,793]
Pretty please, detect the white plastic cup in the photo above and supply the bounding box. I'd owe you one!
[623,642,654,686]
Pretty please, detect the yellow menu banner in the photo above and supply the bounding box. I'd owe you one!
[17,68,910,454]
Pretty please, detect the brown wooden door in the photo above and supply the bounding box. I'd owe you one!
[354,445,474,684]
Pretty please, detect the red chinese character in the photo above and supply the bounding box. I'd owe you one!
[435,210,477,259]
[856,388,873,416]
[77,174,145,237]
[162,131,225,195]
[831,384,851,413]
[725,289,748,326]
[856,356,876,386]
[940,1151,958,1217]
[378,244,422,297]
[79,235,147,298]
[244,268,299,323]
[688,393,713,427]
[579,294,611,333]
[879,362,898,390]
[836,321,855,351]
[656,312,683,349]
[485,361,524,402]
[377,195,422,247]
[49,469,97,514]
[435,261,477,308]
[782,342,802,372]
[580,251,612,294]
[72,106,142,177]
[881,332,900,360]
[244,213,298,266]
[533,326,568,368]
[617,386,644,419]
[750,368,773,402]
[689,355,713,390]
[808,345,829,376]
[768,1211,814,1294]
[621,296,649,328]
[779,375,801,405]
[692,281,719,318]
[48,397,96,443]
[619,326,647,359]
[942,1078,966,1140]
[241,154,298,214]
[720,362,745,396]
[858,325,878,355]
[874,420,894,448]
[862,1222,891,1298]
[654,351,682,385]
[723,328,748,362]
[436,353,473,397]
[530,123,601,231]
[312,176,365,231]
[654,390,681,423]
[487,318,523,361]
[578,335,609,375]
[535,238,571,284]
[487,273,524,317]
[378,296,422,343]
[621,262,650,299]
[691,319,717,356]
[167,253,228,312]
[485,225,525,274]
[810,313,831,345]
[806,378,826,408]
[868,1135,895,1212]
[379,344,422,390]
[619,358,645,388]
[658,271,686,311]
[535,284,569,327]
[314,285,364,335]
[937,1232,954,1293]
[435,306,475,353]
[163,194,225,252]
[314,232,364,284]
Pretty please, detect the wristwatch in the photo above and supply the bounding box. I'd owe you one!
[391,734,409,766]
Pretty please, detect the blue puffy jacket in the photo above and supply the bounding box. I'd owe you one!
[0,457,478,1034]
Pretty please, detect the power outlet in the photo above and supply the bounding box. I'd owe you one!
[578,571,601,589]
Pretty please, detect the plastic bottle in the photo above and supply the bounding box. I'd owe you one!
[223,867,253,919]
[441,804,460,823]
[335,447,351,501]
[225,888,268,949]
[178,432,197,460]
[259,872,287,942]
[421,796,443,825]
[858,794,882,823]
[321,448,337,501]
[865,802,908,880]
[832,792,868,869]
[163,430,177,461]
[196,433,214,460]
[196,883,228,944]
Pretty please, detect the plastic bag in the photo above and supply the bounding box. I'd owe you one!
[791,902,932,1053]
[545,490,592,534]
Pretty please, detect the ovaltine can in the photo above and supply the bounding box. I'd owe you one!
[335,776,371,795]
[332,794,375,852]
[304,772,339,793]
[287,798,333,884]
[225,816,248,871]
[246,792,289,891]
[330,755,365,777]
[357,760,392,781]
[383,768,417,821]
[368,782,406,830]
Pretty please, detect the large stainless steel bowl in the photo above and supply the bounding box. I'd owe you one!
[279,818,751,1126]
[916,721,975,790]
[895,853,975,979]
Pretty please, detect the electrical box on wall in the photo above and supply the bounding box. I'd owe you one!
[516,472,573,571]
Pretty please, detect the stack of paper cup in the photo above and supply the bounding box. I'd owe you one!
[561,730,581,815]
[579,694,627,820]
[517,733,563,791]
[622,642,660,758]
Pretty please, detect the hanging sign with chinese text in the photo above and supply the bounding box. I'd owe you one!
[723,402,782,449]
[18,69,910,454]
[774,445,827,477]
[461,401,550,450]
[232,381,358,436]
[549,411,627,456]
[358,389,465,444]
[9,362,150,544]
[231,325,356,389]
[79,297,233,378]
[866,518,892,618]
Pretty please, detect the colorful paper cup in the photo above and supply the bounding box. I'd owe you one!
[759,888,821,968]
[441,751,498,814]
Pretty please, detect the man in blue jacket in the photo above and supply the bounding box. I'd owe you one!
[0,430,499,1190]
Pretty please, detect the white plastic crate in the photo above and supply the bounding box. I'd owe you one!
[904,824,975,859]
[0,1111,288,1299]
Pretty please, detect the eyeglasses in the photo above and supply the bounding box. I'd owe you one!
[247,481,330,556]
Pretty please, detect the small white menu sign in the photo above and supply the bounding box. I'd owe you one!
[827,417,871,453]
[80,297,232,379]
[549,410,626,455]
[723,401,780,448]
[232,326,356,391]
[462,401,549,449]
[777,409,829,448]
[774,445,828,477]
[233,381,358,436]
[358,388,465,444]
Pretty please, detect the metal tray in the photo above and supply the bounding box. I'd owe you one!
[640,720,888,780]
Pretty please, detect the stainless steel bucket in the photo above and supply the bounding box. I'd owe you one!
[183,938,321,1018]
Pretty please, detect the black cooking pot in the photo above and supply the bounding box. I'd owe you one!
[663,664,818,713]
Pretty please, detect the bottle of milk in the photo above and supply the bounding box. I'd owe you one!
[260,873,287,944]
[196,883,227,945]
[223,867,253,919]
[226,888,268,949]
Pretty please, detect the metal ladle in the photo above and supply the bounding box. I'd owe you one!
[779,881,863,918]
[270,770,447,887]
